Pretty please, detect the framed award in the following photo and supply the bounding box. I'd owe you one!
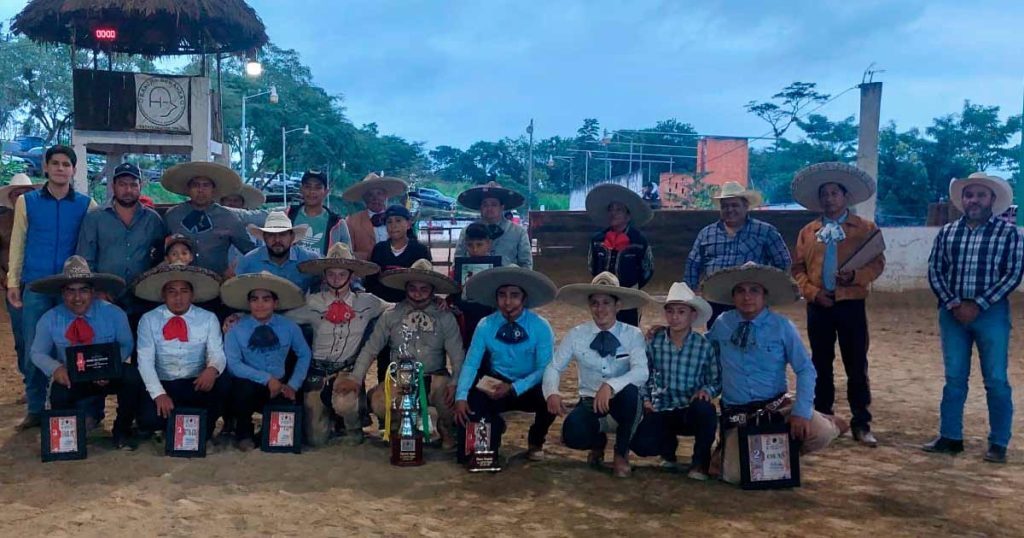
[261,404,303,454]
[40,410,87,462]
[453,256,501,286]
[465,419,501,472]
[737,421,801,489]
[165,408,208,458]
[65,342,123,383]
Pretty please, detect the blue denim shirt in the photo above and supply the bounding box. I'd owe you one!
[225,313,312,390]
[30,300,134,377]
[235,245,320,292]
[456,309,554,401]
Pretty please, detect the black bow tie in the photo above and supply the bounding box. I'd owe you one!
[496,321,528,344]
[371,213,387,227]
[590,330,621,358]
[248,324,281,351]
[182,210,212,234]
[486,223,504,240]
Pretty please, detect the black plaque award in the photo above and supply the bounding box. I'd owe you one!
[453,256,501,286]
[165,408,208,458]
[738,420,801,490]
[40,409,87,462]
[466,417,501,473]
[65,342,123,383]
[261,404,303,454]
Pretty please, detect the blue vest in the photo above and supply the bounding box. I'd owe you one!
[21,186,92,284]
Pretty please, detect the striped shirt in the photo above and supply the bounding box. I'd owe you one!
[928,216,1024,310]
[645,329,721,412]
[684,218,792,289]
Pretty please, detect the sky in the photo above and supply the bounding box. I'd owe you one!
[2,0,1023,149]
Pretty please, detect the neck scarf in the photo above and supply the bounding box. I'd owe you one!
[163,316,189,342]
[371,213,387,227]
[602,230,630,251]
[496,320,528,344]
[731,321,754,349]
[65,317,95,346]
[325,300,355,325]
[486,223,504,240]
[248,324,280,351]
[590,329,621,358]
[181,209,213,234]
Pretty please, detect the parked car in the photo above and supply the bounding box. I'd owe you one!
[21,147,44,177]
[410,187,455,210]
[2,135,46,154]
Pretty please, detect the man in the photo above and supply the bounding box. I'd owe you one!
[287,170,352,255]
[236,211,318,292]
[220,184,266,211]
[684,181,791,325]
[631,282,719,480]
[28,256,141,447]
[703,263,846,484]
[133,263,229,439]
[336,259,464,448]
[342,173,408,260]
[544,272,652,478]
[7,145,97,430]
[455,182,533,269]
[791,162,885,448]
[453,265,558,461]
[162,161,256,276]
[287,243,386,445]
[924,172,1023,464]
[77,162,167,328]
[641,183,660,209]
[221,272,312,450]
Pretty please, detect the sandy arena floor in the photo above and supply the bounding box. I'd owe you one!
[0,292,1021,537]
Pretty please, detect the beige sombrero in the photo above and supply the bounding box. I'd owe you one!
[656,282,712,329]
[700,262,799,307]
[379,259,458,295]
[557,271,653,311]
[792,162,876,212]
[29,256,125,296]
[161,161,243,199]
[712,181,763,208]
[464,265,557,309]
[949,172,1014,216]
[0,173,41,208]
[220,271,305,311]
[247,211,310,243]
[458,181,525,211]
[224,184,267,209]
[298,242,380,277]
[342,172,408,203]
[132,263,222,303]
[585,183,653,227]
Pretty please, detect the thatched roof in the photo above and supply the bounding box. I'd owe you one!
[12,0,269,55]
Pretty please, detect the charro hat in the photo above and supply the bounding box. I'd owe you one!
[161,161,243,200]
[221,184,266,209]
[220,271,305,311]
[0,173,41,208]
[457,181,525,211]
[133,263,222,303]
[28,255,125,296]
[712,181,763,208]
[700,262,800,307]
[298,242,380,277]
[585,183,653,227]
[556,271,653,311]
[657,282,712,329]
[791,162,876,212]
[464,265,557,309]
[342,172,407,203]
[949,172,1014,216]
[379,259,458,295]
[246,211,310,243]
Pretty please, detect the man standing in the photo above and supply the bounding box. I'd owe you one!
[0,174,41,405]
[287,170,352,255]
[236,211,318,292]
[924,172,1023,464]
[454,182,532,269]
[791,162,885,447]
[77,163,167,327]
[342,173,408,260]
[7,146,97,430]
[684,181,791,325]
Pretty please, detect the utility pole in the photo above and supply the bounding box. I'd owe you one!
[527,119,534,215]
[856,81,883,221]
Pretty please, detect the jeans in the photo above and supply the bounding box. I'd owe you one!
[562,384,642,457]
[21,287,59,414]
[5,297,26,383]
[938,299,1014,448]
[808,299,872,429]
[631,399,718,467]
[49,365,144,438]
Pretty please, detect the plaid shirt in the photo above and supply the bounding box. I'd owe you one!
[645,329,721,412]
[928,216,1024,310]
[684,217,792,289]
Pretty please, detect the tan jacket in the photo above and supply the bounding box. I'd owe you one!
[350,301,465,385]
[792,214,885,302]
[286,290,389,367]
[347,210,376,261]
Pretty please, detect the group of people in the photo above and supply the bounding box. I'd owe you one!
[0,144,1020,482]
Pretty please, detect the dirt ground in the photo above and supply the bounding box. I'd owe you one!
[0,291,1021,537]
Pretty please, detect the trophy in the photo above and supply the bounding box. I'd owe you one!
[386,327,429,467]
[466,417,501,472]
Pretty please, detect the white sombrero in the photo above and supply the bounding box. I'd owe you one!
[656,282,712,329]
[699,262,800,307]
[247,211,310,243]
[379,259,458,295]
[298,242,380,277]
[458,181,525,211]
[342,172,408,203]
[161,161,243,199]
[132,263,223,303]
[220,271,305,311]
[712,181,763,208]
[791,162,876,212]
[557,271,654,311]
[28,256,125,296]
[0,173,41,208]
[464,265,557,309]
[949,172,1014,216]
[585,183,653,227]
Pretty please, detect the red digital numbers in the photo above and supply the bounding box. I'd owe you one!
[94,28,117,41]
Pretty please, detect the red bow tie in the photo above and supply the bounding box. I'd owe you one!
[65,317,95,346]
[603,231,630,251]
[163,316,189,342]
[325,301,355,325]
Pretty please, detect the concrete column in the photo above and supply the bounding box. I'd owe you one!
[855,82,883,221]
[71,137,89,194]
[189,77,212,162]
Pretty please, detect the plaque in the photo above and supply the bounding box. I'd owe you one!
[165,408,208,458]
[737,420,801,489]
[261,404,303,454]
[466,419,501,473]
[41,410,87,462]
[453,256,501,286]
[65,343,123,383]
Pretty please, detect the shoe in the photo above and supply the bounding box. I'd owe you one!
[983,444,1007,464]
[852,427,879,448]
[340,431,365,446]
[14,413,41,432]
[686,464,711,481]
[526,445,545,461]
[921,436,964,455]
[112,433,137,451]
[659,458,681,471]
[587,449,605,469]
[235,438,256,452]
[612,455,632,478]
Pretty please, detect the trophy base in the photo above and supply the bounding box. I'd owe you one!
[390,434,424,467]
[468,451,501,473]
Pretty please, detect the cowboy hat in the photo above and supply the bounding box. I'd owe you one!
[949,172,1014,216]
[464,265,557,309]
[221,184,266,209]
[557,272,654,311]
[0,173,41,208]
[132,263,222,303]
[699,262,800,307]
[28,255,125,296]
[379,259,458,295]
[246,211,310,243]
[585,183,654,227]
[458,181,525,211]
[656,282,712,329]
[161,161,243,200]
[342,172,408,203]
[791,162,876,212]
[298,242,380,277]
[712,181,763,208]
[220,271,305,311]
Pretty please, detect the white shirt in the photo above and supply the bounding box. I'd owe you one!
[370,209,388,243]
[136,304,226,399]
[543,321,648,399]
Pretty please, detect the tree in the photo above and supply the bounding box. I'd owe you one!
[745,81,830,145]
[575,118,600,143]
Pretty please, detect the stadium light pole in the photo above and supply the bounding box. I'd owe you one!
[240,85,278,184]
[281,124,310,206]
